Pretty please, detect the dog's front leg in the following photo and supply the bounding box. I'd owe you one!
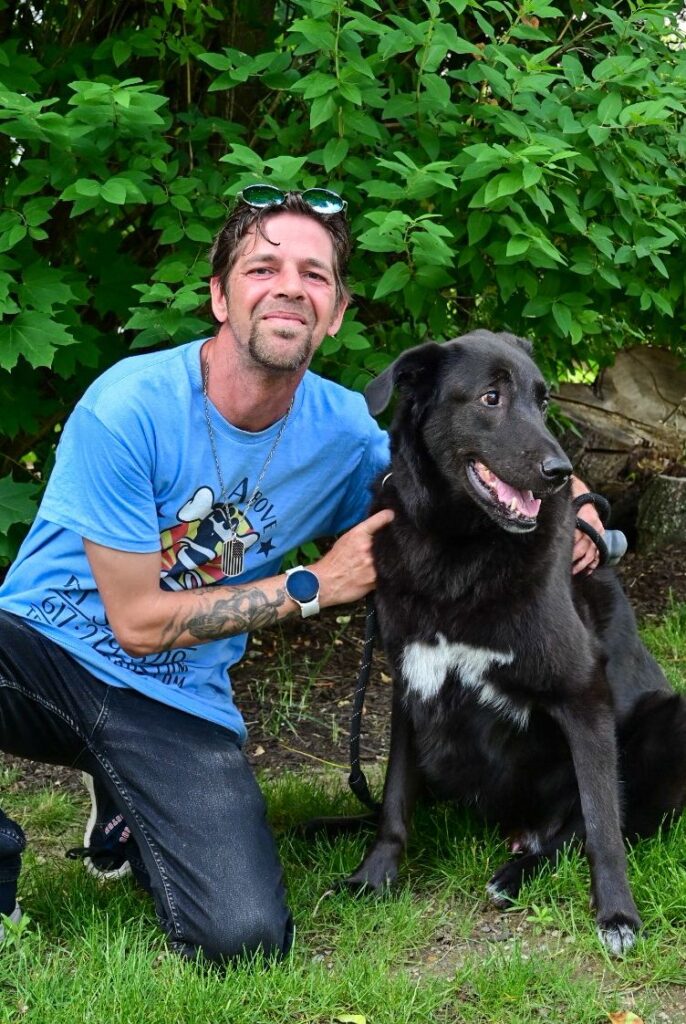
[345,690,420,892]
[551,694,642,955]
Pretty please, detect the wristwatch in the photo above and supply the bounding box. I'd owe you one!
[285,566,320,618]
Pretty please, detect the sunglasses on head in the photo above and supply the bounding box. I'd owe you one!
[236,183,347,216]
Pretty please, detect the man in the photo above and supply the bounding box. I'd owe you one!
[0,186,603,959]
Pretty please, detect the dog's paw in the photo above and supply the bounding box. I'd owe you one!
[596,915,641,957]
[486,859,525,907]
[341,855,399,895]
[485,878,515,909]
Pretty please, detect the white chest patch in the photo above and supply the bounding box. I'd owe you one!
[401,633,528,726]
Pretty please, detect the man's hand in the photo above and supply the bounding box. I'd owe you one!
[570,476,604,575]
[313,508,395,609]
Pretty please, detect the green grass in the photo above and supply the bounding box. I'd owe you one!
[1,605,685,1024]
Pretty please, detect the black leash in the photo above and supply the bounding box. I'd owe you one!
[347,594,382,813]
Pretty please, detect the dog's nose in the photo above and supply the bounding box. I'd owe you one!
[540,455,572,483]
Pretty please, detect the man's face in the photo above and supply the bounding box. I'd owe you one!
[210,212,347,373]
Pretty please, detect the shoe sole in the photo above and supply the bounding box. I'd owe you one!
[82,772,132,881]
[0,904,22,942]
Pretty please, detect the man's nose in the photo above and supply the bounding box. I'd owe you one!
[273,264,304,298]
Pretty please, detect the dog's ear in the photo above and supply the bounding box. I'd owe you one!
[365,342,446,416]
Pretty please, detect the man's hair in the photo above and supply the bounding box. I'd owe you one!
[209,192,352,307]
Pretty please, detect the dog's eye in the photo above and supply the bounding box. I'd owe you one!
[481,390,500,407]
[541,397,549,413]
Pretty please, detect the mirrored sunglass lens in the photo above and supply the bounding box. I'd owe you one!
[302,188,345,214]
[241,185,286,207]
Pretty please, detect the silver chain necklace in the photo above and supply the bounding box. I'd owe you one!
[202,356,294,577]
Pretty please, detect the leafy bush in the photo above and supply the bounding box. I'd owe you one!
[1,0,685,557]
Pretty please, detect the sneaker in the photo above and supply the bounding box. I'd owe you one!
[66,773,132,881]
[0,812,25,941]
[0,904,22,942]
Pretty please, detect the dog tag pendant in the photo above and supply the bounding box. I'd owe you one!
[222,537,245,577]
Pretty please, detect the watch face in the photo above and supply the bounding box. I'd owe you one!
[287,569,319,603]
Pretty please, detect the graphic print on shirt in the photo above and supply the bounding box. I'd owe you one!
[159,486,259,591]
[159,480,278,591]
[25,573,191,687]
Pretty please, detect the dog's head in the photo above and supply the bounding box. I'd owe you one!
[365,330,572,534]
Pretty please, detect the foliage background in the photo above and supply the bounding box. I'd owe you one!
[1,0,686,559]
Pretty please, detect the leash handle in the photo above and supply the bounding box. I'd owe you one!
[572,491,611,525]
[572,492,627,567]
[348,594,382,813]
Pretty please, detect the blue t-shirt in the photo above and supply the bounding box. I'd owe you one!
[0,338,389,742]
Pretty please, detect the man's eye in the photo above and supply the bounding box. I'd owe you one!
[481,390,500,406]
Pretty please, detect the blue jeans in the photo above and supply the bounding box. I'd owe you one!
[0,610,293,962]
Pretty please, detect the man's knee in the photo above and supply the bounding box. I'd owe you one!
[171,903,294,964]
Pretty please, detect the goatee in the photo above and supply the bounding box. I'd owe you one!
[248,323,315,372]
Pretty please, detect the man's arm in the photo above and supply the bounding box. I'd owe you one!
[83,508,394,657]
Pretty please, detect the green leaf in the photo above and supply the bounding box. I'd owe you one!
[219,145,265,173]
[339,81,363,105]
[506,235,530,257]
[154,261,190,284]
[552,302,572,336]
[100,179,128,205]
[484,171,522,204]
[310,93,337,129]
[0,475,41,532]
[263,155,309,179]
[74,178,101,197]
[112,40,131,67]
[561,54,586,88]
[18,263,74,313]
[301,72,337,100]
[588,124,611,146]
[597,91,622,123]
[649,252,669,278]
[373,262,411,299]
[0,223,27,252]
[0,313,77,370]
[170,194,192,212]
[323,137,349,173]
[185,222,214,243]
[467,212,491,247]
[197,51,233,72]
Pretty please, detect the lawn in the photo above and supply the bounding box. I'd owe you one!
[0,603,685,1024]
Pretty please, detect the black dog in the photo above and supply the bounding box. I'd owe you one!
[344,330,686,955]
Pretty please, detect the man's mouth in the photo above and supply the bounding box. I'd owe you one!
[467,460,541,524]
[261,311,307,325]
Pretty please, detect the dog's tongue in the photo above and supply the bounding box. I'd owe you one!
[494,478,541,518]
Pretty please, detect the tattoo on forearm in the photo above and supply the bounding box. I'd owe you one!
[165,586,290,646]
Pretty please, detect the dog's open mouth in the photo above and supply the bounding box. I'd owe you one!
[467,460,541,528]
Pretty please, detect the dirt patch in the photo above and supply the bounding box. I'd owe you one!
[1,542,685,793]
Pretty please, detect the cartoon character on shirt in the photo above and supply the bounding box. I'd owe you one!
[159,486,259,591]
